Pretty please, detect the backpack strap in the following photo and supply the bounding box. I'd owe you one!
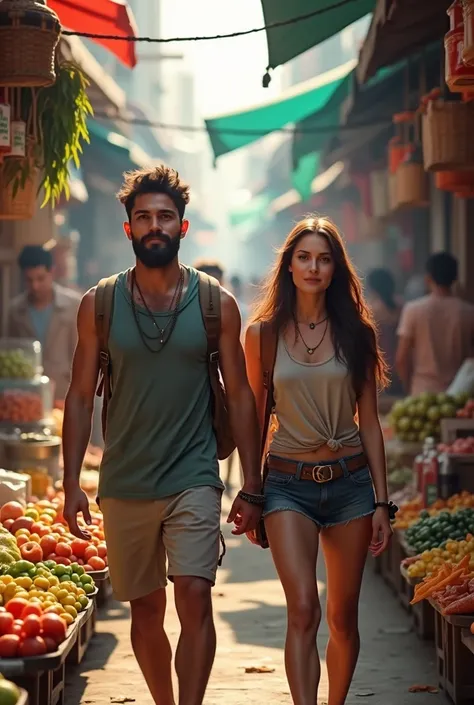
[259,321,278,461]
[95,273,119,438]
[197,271,221,364]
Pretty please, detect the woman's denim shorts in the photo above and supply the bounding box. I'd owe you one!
[263,452,375,529]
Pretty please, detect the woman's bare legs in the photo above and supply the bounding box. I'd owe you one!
[265,511,320,705]
[320,515,372,705]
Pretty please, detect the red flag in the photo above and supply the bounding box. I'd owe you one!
[49,0,138,68]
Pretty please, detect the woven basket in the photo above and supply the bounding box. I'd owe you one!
[0,0,61,87]
[370,168,389,218]
[0,158,38,220]
[422,99,474,170]
[395,162,429,209]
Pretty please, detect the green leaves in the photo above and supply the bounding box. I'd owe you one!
[36,61,93,207]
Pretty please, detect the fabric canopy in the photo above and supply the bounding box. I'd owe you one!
[49,0,137,68]
[205,60,356,160]
[260,0,373,71]
[87,120,151,168]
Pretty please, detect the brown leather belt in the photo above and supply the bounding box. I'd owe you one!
[267,453,368,483]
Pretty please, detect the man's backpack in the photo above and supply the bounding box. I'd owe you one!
[94,271,236,460]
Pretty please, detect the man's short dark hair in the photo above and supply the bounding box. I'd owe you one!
[426,252,458,287]
[18,246,53,271]
[193,259,224,283]
[117,165,190,221]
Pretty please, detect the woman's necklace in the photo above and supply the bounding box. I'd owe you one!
[294,317,329,355]
[298,316,328,330]
[130,267,184,353]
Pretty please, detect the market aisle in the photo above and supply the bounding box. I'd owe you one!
[65,499,445,705]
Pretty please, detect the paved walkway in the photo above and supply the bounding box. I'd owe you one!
[65,495,445,705]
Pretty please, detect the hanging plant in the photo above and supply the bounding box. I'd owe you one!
[2,61,93,208]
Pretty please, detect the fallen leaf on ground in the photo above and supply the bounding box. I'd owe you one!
[110,699,136,704]
[244,666,275,674]
[408,685,439,694]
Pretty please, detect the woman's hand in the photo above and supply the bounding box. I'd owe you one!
[369,507,393,557]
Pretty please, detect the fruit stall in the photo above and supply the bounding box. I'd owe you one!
[374,393,474,704]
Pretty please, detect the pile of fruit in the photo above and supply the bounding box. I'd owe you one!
[410,554,474,615]
[0,349,35,380]
[390,392,467,443]
[0,391,43,424]
[438,436,474,455]
[405,507,474,553]
[403,536,474,579]
[0,500,107,573]
[456,398,474,419]
[0,559,95,658]
[395,492,474,530]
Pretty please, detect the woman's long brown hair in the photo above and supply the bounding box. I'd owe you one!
[249,215,389,395]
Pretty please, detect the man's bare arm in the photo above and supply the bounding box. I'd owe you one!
[62,289,99,538]
[218,290,261,493]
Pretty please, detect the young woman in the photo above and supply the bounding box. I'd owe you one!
[244,216,393,705]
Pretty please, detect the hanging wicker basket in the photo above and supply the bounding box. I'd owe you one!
[463,0,474,65]
[422,99,474,170]
[395,161,429,209]
[0,0,61,87]
[0,158,38,220]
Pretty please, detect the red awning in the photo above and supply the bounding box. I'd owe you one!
[49,0,137,68]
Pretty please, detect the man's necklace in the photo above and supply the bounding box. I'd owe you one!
[130,267,184,353]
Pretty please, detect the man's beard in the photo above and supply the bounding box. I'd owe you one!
[132,231,181,268]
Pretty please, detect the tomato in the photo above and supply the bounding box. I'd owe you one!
[40,613,67,645]
[0,634,20,658]
[22,614,42,638]
[31,522,51,537]
[43,636,58,653]
[54,556,71,566]
[0,612,14,635]
[21,603,43,619]
[19,636,47,657]
[10,517,34,534]
[11,620,24,637]
[84,545,98,562]
[87,556,106,571]
[2,519,14,531]
[0,501,25,523]
[16,535,29,548]
[20,541,43,563]
[56,542,72,558]
[40,534,57,556]
[97,543,107,559]
[6,598,29,619]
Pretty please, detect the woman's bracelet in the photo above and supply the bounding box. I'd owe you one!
[238,490,265,506]
[375,500,399,521]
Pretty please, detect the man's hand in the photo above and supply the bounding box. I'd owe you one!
[226,496,262,535]
[63,485,92,540]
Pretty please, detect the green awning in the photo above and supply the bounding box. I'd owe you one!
[260,0,373,71]
[205,60,356,160]
[87,120,152,167]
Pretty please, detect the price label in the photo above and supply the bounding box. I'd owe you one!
[10,121,26,157]
[0,103,11,150]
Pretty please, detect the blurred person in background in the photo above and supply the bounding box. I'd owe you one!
[396,252,474,395]
[366,269,403,396]
[8,245,81,403]
[245,216,391,705]
[193,259,224,284]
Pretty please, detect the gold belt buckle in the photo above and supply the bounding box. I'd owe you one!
[311,465,333,483]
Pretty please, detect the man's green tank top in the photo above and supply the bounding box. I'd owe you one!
[98,267,223,500]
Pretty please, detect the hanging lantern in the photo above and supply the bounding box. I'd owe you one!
[0,0,61,87]
[445,28,474,90]
[463,0,474,66]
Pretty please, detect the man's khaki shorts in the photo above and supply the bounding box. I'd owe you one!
[100,486,222,602]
